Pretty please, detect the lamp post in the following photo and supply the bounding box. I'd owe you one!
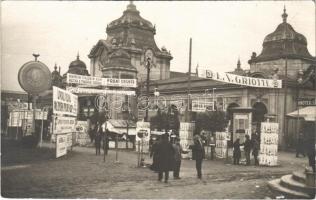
[144,49,154,122]
[296,69,303,142]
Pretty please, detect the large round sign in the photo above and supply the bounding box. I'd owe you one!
[18,61,52,94]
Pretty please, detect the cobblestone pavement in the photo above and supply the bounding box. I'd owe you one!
[1,139,308,199]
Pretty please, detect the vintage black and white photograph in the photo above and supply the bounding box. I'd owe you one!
[1,0,315,199]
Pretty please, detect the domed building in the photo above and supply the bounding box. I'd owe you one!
[248,7,315,80]
[88,1,172,82]
[64,53,89,77]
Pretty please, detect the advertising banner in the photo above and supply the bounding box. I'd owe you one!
[53,86,78,116]
[53,116,76,134]
[259,122,279,166]
[192,100,214,112]
[56,134,67,158]
[66,73,137,88]
[66,87,135,95]
[198,68,282,88]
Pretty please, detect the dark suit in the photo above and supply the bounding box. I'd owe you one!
[192,139,205,179]
[156,138,175,182]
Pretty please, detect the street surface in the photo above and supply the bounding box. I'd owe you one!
[1,139,308,199]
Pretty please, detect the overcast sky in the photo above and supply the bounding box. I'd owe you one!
[1,1,315,92]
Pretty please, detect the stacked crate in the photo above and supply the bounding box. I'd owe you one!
[215,132,227,158]
[179,122,195,159]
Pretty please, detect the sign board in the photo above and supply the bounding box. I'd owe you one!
[53,86,78,116]
[56,134,67,158]
[192,100,214,112]
[53,116,76,134]
[259,122,279,166]
[66,87,135,95]
[198,68,282,88]
[136,122,150,141]
[66,73,137,88]
[8,112,22,127]
[7,102,31,111]
[297,98,316,106]
[18,60,52,94]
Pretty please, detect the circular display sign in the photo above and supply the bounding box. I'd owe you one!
[18,61,52,95]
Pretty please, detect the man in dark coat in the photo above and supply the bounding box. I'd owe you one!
[156,134,175,183]
[296,133,305,158]
[192,135,205,179]
[252,138,260,166]
[233,138,242,165]
[94,122,102,156]
[304,121,315,172]
[244,135,252,165]
[150,137,159,172]
[172,137,184,179]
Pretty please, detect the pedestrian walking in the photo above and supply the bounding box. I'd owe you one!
[172,137,183,179]
[192,135,205,179]
[244,135,252,165]
[233,138,242,165]
[252,138,260,166]
[150,137,159,172]
[209,133,216,160]
[156,134,175,183]
[103,128,109,155]
[94,122,102,156]
[296,132,305,158]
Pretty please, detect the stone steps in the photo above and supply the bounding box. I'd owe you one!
[268,179,311,199]
[268,171,316,199]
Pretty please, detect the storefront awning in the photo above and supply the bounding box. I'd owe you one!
[287,106,316,121]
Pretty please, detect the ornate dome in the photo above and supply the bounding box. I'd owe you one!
[107,2,155,33]
[104,48,137,72]
[69,54,87,69]
[249,7,314,63]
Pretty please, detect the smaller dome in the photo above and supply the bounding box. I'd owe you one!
[69,54,87,69]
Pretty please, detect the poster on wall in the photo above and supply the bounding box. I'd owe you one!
[215,132,227,158]
[56,134,68,158]
[76,121,90,146]
[259,122,279,166]
[53,86,78,116]
[53,116,76,134]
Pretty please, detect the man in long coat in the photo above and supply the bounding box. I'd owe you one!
[156,134,175,183]
[192,135,205,179]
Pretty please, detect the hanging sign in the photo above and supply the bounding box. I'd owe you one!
[297,98,316,106]
[56,134,68,158]
[53,86,78,116]
[192,100,214,112]
[197,68,282,88]
[66,73,137,88]
[66,87,135,95]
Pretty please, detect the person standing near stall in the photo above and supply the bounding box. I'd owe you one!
[172,137,184,179]
[192,135,205,179]
[244,135,252,165]
[94,121,102,156]
[156,134,174,183]
[233,138,242,165]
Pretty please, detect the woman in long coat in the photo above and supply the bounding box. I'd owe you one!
[156,134,175,183]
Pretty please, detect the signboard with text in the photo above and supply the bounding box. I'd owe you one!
[198,68,282,88]
[66,87,135,95]
[297,98,316,106]
[53,116,76,134]
[66,73,137,88]
[56,134,68,158]
[192,100,214,112]
[53,86,78,116]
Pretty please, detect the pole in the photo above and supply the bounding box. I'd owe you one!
[141,137,144,166]
[40,108,44,148]
[145,60,151,122]
[188,38,192,95]
[137,140,140,166]
[115,133,119,163]
[32,96,37,137]
[283,57,288,148]
[212,88,215,111]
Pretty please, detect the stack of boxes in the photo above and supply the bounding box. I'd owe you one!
[179,122,195,159]
[259,122,279,166]
[215,132,227,158]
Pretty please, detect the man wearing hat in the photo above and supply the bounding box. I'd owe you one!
[172,137,183,179]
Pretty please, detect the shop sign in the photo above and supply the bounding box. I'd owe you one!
[198,68,282,88]
[53,116,76,134]
[66,87,135,95]
[56,134,67,158]
[53,86,78,116]
[66,73,137,88]
[297,98,316,106]
[192,100,214,112]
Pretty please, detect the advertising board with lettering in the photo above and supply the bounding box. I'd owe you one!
[53,86,78,116]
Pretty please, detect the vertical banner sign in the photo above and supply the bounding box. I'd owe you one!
[259,122,279,166]
[215,132,227,158]
[53,86,78,116]
[56,134,67,158]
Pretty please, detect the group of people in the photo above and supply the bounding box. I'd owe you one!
[233,134,260,165]
[150,134,205,183]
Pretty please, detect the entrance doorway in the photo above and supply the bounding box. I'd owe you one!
[252,102,268,139]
